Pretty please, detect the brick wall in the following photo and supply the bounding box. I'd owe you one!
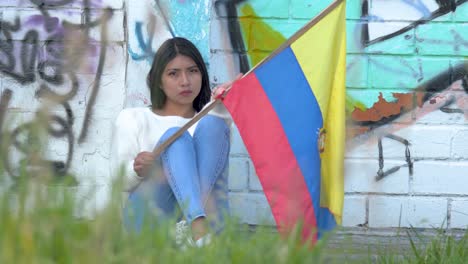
[1,0,467,231]
[212,0,468,231]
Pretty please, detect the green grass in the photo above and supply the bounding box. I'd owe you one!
[0,124,467,263]
[0,171,329,263]
[1,173,467,264]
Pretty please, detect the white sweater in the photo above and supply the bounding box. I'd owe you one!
[110,102,232,192]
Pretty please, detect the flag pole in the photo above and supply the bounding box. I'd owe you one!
[152,99,222,156]
[152,0,344,156]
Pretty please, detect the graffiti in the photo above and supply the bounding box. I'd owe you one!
[350,0,468,180]
[129,21,157,62]
[128,0,213,63]
[375,135,413,181]
[362,0,466,46]
[215,0,468,181]
[214,0,249,73]
[126,0,212,107]
[351,64,468,128]
[0,0,112,181]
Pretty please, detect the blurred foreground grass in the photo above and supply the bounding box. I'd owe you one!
[0,121,466,263]
[1,169,467,263]
[0,170,328,263]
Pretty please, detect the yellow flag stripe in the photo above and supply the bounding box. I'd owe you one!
[290,1,346,119]
[290,1,346,222]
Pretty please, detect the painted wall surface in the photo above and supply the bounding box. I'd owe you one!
[0,0,467,230]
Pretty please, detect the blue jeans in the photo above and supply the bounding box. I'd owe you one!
[123,115,230,232]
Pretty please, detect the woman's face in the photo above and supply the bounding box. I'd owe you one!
[160,54,202,110]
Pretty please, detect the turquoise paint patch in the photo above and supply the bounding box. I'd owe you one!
[368,55,451,89]
[239,0,289,19]
[453,2,468,22]
[347,55,368,88]
[346,21,365,53]
[346,0,363,20]
[290,0,333,19]
[416,23,468,56]
[166,0,212,63]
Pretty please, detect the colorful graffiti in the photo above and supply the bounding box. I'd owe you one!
[0,0,112,181]
[214,0,468,180]
[126,0,212,107]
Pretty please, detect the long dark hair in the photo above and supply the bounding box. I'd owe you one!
[147,37,210,112]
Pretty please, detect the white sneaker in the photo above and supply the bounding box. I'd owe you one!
[174,220,211,249]
[175,220,192,248]
[194,233,212,247]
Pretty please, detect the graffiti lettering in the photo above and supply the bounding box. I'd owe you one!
[0,0,112,181]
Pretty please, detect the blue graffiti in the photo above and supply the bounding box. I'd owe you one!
[402,0,432,18]
[128,22,155,62]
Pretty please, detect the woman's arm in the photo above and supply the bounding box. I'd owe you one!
[110,109,145,192]
[207,73,244,127]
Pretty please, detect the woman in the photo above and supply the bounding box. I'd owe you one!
[111,37,241,246]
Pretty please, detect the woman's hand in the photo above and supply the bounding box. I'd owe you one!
[211,73,244,100]
[133,151,156,178]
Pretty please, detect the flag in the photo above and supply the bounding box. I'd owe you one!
[222,0,346,242]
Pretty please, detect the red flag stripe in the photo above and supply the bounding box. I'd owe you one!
[223,73,317,241]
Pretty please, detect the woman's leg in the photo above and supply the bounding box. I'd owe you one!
[123,128,206,233]
[123,176,178,232]
[159,128,206,224]
[193,115,230,230]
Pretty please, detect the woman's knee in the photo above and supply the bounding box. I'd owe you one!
[159,127,193,147]
[196,115,229,137]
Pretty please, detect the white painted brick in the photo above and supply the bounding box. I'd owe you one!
[70,149,110,184]
[229,193,275,225]
[209,51,242,85]
[342,195,367,227]
[69,43,126,76]
[88,10,125,42]
[369,196,448,228]
[72,115,114,159]
[399,127,454,160]
[369,0,439,21]
[209,18,236,52]
[451,130,468,159]
[92,74,126,112]
[369,196,404,228]
[451,199,468,229]
[0,1,33,7]
[124,56,152,108]
[230,125,248,156]
[347,125,456,159]
[415,99,468,125]
[345,159,409,194]
[248,162,263,191]
[99,0,124,9]
[412,161,468,195]
[2,78,41,112]
[0,1,122,9]
[228,157,249,191]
